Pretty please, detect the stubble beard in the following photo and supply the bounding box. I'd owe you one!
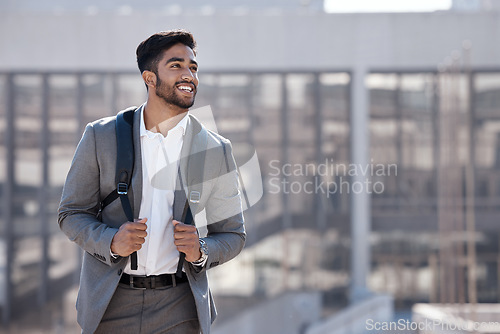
[155,76,196,110]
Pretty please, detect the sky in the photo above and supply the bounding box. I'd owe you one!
[324,0,452,13]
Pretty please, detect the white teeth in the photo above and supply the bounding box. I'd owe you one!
[178,85,193,92]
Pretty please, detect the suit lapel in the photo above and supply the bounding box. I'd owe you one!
[173,114,207,222]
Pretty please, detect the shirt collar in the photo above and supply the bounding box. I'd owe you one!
[140,105,189,139]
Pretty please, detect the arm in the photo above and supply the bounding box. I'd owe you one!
[58,123,119,266]
[196,140,246,272]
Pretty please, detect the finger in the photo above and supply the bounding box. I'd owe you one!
[174,232,199,241]
[122,227,147,238]
[135,230,148,238]
[121,230,146,243]
[127,239,144,251]
[173,220,194,228]
[173,220,187,230]
[125,218,147,226]
[174,223,196,232]
[174,238,197,246]
[129,222,148,231]
[173,233,187,241]
[135,237,146,244]
[135,226,148,232]
[121,222,147,232]
[174,231,197,240]
[175,239,188,246]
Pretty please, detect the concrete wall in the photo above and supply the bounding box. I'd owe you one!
[305,294,394,334]
[413,304,500,333]
[1,11,499,71]
[212,292,322,334]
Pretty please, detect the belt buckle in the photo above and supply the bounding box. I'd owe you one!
[129,275,147,290]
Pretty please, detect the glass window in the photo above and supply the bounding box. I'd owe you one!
[474,73,500,169]
[13,75,42,188]
[0,74,6,237]
[473,72,500,205]
[0,74,6,184]
[116,74,145,111]
[82,74,112,124]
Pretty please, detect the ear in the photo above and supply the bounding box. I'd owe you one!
[142,71,157,89]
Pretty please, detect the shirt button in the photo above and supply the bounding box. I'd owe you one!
[118,269,123,276]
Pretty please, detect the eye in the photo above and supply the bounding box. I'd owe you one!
[190,66,198,72]
[171,63,180,68]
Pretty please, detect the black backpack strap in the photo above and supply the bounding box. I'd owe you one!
[99,106,138,270]
[115,108,134,216]
[175,200,194,278]
[115,107,137,270]
[100,189,119,210]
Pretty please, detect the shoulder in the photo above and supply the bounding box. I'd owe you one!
[78,116,117,148]
[187,114,237,174]
[207,128,231,149]
[76,116,116,146]
[188,114,231,149]
[87,115,116,133]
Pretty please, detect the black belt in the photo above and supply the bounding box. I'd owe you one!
[120,272,188,290]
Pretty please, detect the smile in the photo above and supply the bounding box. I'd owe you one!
[176,84,194,94]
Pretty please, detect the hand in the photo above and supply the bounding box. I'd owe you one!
[173,220,201,262]
[110,218,148,257]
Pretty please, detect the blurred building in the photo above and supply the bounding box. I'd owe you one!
[0,0,324,14]
[452,0,500,11]
[1,1,500,333]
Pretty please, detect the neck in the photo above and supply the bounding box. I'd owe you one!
[144,95,188,136]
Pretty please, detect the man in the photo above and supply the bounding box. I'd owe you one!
[58,30,245,334]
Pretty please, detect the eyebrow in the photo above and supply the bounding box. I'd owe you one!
[165,57,198,67]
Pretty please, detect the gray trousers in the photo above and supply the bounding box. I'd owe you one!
[94,280,200,334]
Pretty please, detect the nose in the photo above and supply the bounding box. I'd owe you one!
[181,70,195,82]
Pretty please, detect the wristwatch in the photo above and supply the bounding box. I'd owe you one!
[192,239,208,264]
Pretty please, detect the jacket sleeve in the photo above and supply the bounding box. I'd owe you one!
[57,123,119,266]
[195,139,246,273]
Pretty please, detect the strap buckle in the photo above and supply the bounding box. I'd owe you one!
[189,191,201,203]
[117,183,128,195]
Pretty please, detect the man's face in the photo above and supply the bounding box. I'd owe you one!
[154,43,199,110]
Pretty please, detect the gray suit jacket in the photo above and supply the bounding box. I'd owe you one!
[58,105,246,334]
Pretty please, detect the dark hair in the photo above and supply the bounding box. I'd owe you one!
[136,29,197,74]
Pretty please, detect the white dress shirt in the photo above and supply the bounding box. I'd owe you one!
[123,108,189,275]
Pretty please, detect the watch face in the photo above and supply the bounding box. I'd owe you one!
[200,240,208,256]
